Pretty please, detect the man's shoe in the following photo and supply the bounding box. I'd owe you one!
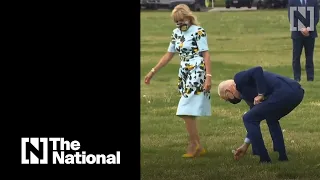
[278,155,289,161]
[259,156,272,163]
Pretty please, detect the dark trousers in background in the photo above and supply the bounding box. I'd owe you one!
[292,37,315,81]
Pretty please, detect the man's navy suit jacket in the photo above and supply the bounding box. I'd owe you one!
[288,0,319,39]
[234,66,301,109]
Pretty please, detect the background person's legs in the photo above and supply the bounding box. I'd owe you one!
[303,37,315,81]
[292,38,304,81]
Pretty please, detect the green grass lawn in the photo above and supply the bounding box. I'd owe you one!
[140,10,320,180]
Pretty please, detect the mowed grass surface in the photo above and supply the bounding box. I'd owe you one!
[141,10,320,180]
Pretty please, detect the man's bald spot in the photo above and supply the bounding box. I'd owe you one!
[217,79,235,99]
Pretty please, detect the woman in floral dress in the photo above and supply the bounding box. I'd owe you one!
[144,4,212,158]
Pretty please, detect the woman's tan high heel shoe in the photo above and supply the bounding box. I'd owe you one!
[182,143,200,158]
[199,148,207,156]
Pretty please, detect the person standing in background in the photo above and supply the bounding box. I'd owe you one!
[288,0,319,82]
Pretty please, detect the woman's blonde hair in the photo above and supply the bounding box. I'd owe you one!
[171,4,200,26]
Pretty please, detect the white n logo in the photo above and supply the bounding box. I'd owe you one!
[289,6,315,31]
[21,137,48,164]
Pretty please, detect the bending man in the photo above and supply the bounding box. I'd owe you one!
[217,66,304,163]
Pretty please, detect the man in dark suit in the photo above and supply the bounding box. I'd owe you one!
[217,66,304,163]
[288,0,319,81]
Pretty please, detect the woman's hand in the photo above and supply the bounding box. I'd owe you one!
[203,76,212,92]
[144,71,154,85]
